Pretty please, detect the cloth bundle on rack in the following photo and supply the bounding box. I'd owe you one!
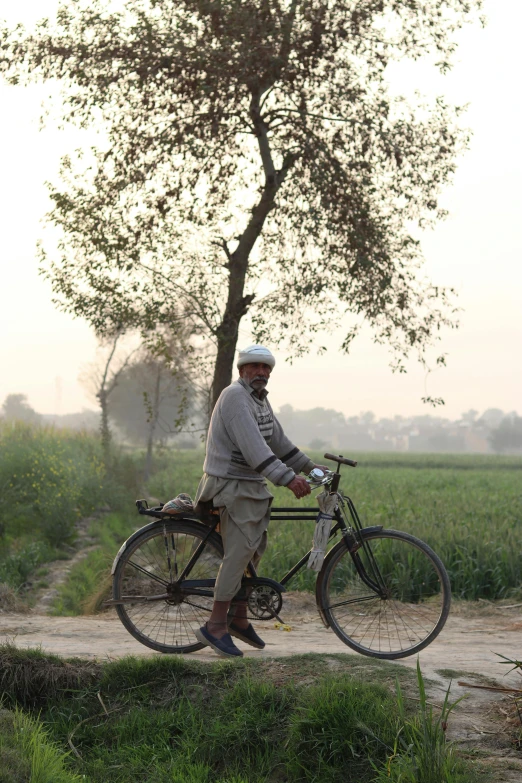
[161,493,194,514]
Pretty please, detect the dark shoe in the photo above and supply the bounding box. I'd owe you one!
[228,622,265,650]
[195,625,243,658]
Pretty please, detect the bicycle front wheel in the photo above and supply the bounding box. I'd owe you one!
[318,529,451,659]
[113,520,224,654]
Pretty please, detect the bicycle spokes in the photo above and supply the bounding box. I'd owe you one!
[321,530,450,657]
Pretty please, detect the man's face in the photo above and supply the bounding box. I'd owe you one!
[239,362,272,392]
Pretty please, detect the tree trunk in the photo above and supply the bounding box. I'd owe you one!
[209,85,299,411]
[210,184,280,410]
[143,364,161,485]
[98,389,112,464]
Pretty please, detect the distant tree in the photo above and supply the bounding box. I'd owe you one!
[360,411,376,427]
[478,408,505,429]
[80,333,138,461]
[1,394,41,424]
[309,438,328,451]
[489,415,522,454]
[460,409,479,425]
[1,0,482,411]
[109,353,200,482]
[277,405,346,447]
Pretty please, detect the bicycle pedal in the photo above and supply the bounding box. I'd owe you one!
[273,622,292,632]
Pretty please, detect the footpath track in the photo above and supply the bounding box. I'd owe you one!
[1,604,521,686]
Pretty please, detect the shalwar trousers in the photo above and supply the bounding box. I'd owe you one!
[194,474,273,602]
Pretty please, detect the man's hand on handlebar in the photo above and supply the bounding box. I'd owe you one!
[286,475,311,499]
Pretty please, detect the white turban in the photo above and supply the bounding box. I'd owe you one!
[237,344,276,369]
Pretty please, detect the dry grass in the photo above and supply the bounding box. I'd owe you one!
[0,643,101,708]
[0,584,30,614]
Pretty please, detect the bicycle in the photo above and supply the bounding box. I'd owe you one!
[109,453,451,660]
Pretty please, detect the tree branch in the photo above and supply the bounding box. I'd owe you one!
[250,92,276,183]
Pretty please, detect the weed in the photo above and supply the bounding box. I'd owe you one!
[0,708,82,783]
[373,660,472,783]
[494,654,522,750]
[286,676,398,782]
[0,583,29,613]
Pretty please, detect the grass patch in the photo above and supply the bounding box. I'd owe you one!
[0,708,82,783]
[435,669,501,687]
[0,643,101,709]
[0,645,486,783]
[51,511,141,615]
[286,677,397,782]
[373,662,471,783]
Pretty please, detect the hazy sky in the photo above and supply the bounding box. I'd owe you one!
[1,0,520,420]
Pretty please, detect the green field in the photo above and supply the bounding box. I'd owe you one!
[0,431,516,781]
[0,421,520,610]
[147,449,522,599]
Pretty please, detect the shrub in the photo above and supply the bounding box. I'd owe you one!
[0,421,106,547]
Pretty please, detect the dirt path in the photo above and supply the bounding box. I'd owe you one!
[2,597,521,684]
[30,513,102,614]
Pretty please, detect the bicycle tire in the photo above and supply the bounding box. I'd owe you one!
[318,529,451,659]
[113,519,224,654]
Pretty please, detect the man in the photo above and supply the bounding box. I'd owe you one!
[194,344,322,658]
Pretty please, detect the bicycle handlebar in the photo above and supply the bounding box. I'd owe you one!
[323,453,358,468]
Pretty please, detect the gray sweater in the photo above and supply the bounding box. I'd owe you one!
[203,378,314,486]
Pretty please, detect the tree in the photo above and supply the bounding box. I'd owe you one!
[109,352,200,482]
[1,0,482,409]
[489,415,522,455]
[460,409,479,425]
[478,408,505,430]
[1,394,41,424]
[79,333,138,460]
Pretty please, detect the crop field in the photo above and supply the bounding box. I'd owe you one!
[0,422,107,593]
[148,449,522,600]
[0,420,520,609]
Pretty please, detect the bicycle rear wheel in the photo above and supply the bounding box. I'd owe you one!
[318,529,451,659]
[113,520,224,654]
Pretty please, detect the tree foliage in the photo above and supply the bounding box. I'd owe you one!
[1,0,482,407]
[489,415,522,455]
[1,394,41,424]
[109,353,200,441]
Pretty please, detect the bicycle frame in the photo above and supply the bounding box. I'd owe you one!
[115,479,387,606]
[271,495,384,596]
